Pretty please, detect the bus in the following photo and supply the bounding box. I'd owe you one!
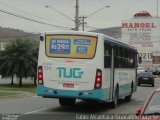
[37,31,138,107]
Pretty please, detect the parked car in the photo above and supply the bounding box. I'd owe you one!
[157,68,160,75]
[136,88,160,120]
[138,72,155,87]
[137,67,145,75]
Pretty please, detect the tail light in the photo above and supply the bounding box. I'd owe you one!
[94,69,102,89]
[38,66,44,85]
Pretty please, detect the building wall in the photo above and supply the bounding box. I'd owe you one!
[153,56,160,64]
[0,42,6,51]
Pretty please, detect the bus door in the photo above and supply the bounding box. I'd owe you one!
[109,46,115,101]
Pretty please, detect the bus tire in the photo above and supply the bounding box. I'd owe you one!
[59,98,76,106]
[125,82,133,102]
[110,87,119,108]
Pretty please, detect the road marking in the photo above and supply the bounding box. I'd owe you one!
[23,108,48,115]
[18,108,49,118]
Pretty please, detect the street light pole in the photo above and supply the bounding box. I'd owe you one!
[45,1,80,31]
[45,5,73,21]
[45,3,109,31]
[87,5,110,18]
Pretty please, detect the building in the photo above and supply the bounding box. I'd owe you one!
[122,11,160,68]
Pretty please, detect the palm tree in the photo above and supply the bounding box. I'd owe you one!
[30,47,39,85]
[0,51,15,85]
[0,38,39,87]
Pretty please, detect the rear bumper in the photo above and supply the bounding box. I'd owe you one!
[37,85,109,102]
[138,79,154,84]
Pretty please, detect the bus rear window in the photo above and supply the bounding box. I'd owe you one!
[45,35,97,59]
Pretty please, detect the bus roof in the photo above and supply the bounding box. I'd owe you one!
[42,31,137,52]
[42,31,98,37]
[103,35,137,52]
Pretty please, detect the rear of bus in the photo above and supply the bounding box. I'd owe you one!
[37,31,107,105]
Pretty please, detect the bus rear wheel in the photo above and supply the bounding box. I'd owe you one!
[125,94,132,101]
[110,88,119,108]
[59,98,76,106]
[125,83,133,102]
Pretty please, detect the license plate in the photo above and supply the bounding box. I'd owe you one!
[143,78,148,80]
[63,83,74,88]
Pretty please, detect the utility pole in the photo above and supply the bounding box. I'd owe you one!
[75,0,80,31]
[79,5,110,31]
[79,16,87,31]
[157,0,159,17]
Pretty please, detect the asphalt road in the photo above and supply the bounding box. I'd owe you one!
[0,79,160,120]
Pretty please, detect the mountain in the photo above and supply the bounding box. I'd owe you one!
[91,26,121,39]
[0,27,39,42]
[0,26,122,43]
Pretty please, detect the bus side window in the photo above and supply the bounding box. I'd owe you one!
[104,42,111,68]
[114,46,118,68]
[128,51,136,68]
[133,52,136,68]
[114,46,123,68]
[125,48,129,68]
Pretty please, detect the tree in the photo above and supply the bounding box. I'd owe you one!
[0,38,39,87]
[0,51,15,85]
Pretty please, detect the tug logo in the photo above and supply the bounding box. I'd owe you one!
[57,67,84,78]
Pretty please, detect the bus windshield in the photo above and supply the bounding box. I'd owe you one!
[45,35,97,59]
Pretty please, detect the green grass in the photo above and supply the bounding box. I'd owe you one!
[0,91,19,97]
[0,83,36,97]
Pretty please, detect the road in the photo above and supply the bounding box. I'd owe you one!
[0,79,160,120]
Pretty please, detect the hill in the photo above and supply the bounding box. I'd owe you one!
[0,27,39,42]
[91,26,121,39]
[0,26,122,43]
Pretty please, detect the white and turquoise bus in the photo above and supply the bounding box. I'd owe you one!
[37,31,138,107]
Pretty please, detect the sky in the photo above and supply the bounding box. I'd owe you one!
[0,0,159,33]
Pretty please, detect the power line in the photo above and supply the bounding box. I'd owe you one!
[45,0,80,31]
[0,1,72,26]
[86,25,122,38]
[0,8,71,30]
[86,25,120,33]
[86,25,111,31]
[79,5,110,31]
[0,2,54,23]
